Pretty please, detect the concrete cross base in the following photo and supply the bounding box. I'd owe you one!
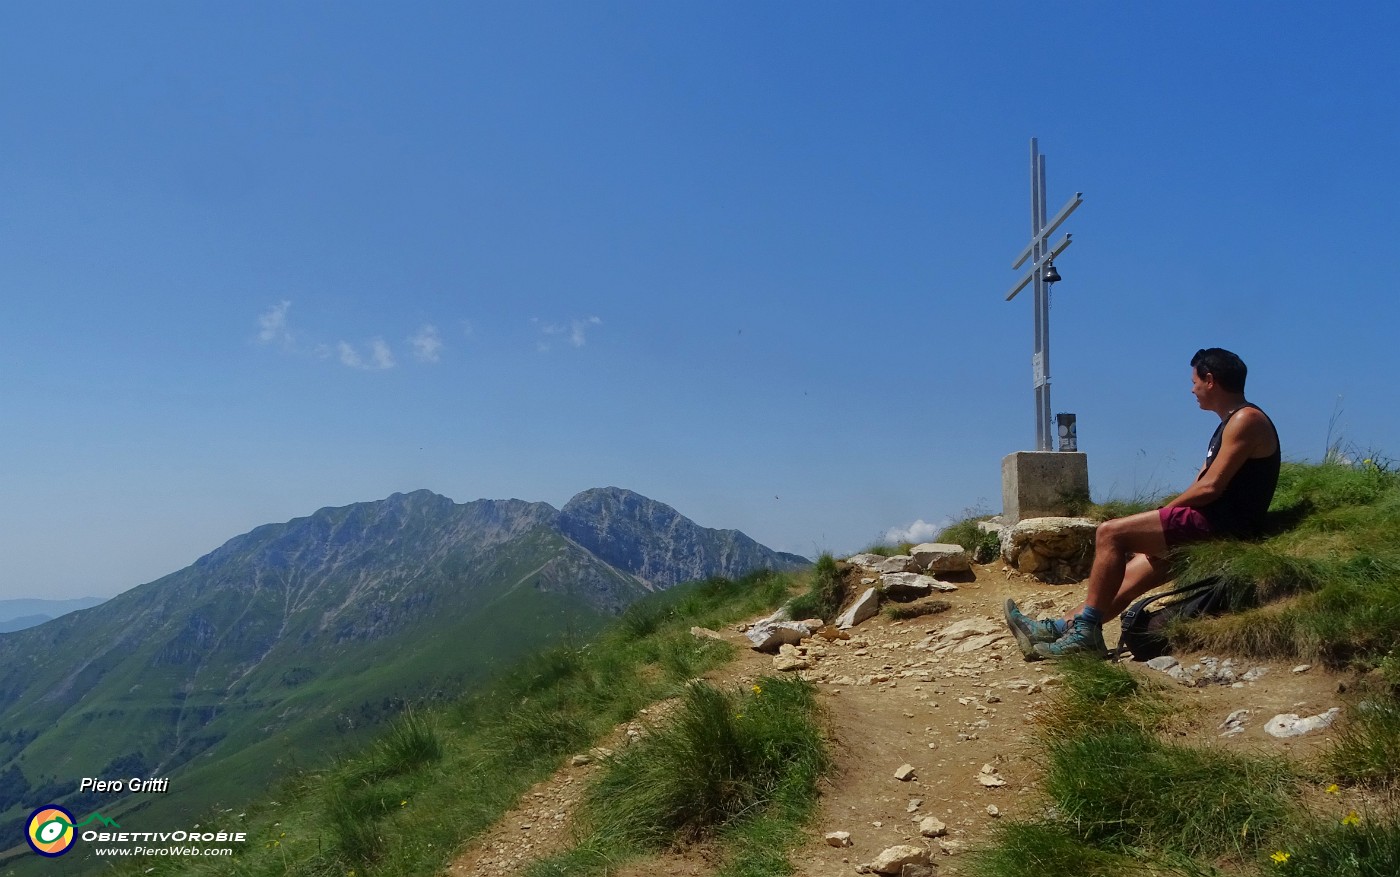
[1001,451,1090,524]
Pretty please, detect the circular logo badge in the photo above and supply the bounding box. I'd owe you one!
[26,805,76,857]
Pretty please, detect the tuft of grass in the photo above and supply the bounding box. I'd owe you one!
[664,570,795,626]
[1173,557,1400,668]
[489,700,593,761]
[935,517,1001,563]
[1268,808,1400,877]
[862,542,914,557]
[582,677,826,845]
[1031,660,1294,862]
[1081,497,1162,521]
[1040,656,1170,737]
[327,786,387,865]
[1174,540,1327,604]
[785,554,844,622]
[1273,457,1399,514]
[882,599,951,621]
[618,599,675,639]
[652,631,735,684]
[1381,648,1400,691]
[1173,600,1304,659]
[531,676,828,876]
[1043,723,1293,858]
[966,820,1154,877]
[1324,693,1400,789]
[376,706,443,775]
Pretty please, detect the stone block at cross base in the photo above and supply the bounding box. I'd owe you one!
[1001,451,1089,523]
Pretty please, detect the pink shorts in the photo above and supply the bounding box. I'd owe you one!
[1159,506,1214,548]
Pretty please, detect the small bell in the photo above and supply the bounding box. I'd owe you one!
[1041,261,1061,284]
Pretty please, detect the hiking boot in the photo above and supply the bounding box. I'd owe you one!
[1004,598,1061,660]
[1032,615,1109,660]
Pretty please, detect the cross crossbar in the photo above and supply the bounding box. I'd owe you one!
[1004,234,1073,301]
[1011,194,1083,269]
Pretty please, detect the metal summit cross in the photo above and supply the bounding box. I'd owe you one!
[1003,137,1081,452]
[998,138,1089,524]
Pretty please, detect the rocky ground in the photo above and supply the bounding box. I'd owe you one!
[445,558,1348,877]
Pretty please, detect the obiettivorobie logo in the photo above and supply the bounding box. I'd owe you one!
[22,804,246,860]
[25,806,120,857]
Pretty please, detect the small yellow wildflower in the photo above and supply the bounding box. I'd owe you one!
[752,684,763,695]
[1270,851,1290,864]
[735,713,744,719]
[1325,783,1340,794]
[400,800,407,807]
[1342,811,1361,827]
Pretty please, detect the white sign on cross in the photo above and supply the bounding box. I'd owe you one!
[1003,138,1082,452]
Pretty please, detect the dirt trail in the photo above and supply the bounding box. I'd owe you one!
[446,562,1348,876]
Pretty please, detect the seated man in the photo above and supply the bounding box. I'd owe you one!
[1005,347,1281,659]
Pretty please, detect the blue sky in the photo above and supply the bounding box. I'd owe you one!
[2,2,1397,601]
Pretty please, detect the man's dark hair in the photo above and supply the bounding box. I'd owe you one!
[1191,347,1247,393]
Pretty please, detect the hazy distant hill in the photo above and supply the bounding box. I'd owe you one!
[0,614,51,633]
[0,487,805,855]
[0,596,106,629]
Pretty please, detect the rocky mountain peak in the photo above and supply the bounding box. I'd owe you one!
[558,486,807,587]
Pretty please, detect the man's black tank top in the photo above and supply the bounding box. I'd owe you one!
[1197,402,1280,537]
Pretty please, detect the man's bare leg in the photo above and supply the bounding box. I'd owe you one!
[1062,552,1174,624]
[1084,509,1170,614]
[1034,509,1172,658]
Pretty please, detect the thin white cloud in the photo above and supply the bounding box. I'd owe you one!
[533,315,602,352]
[337,342,362,368]
[253,305,440,371]
[257,301,294,347]
[883,519,946,545]
[369,338,394,370]
[335,339,395,371]
[570,316,602,347]
[410,325,443,363]
[532,318,557,352]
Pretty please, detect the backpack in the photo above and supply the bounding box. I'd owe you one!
[1116,576,1229,661]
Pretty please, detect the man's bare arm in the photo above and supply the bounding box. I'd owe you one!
[1164,408,1273,508]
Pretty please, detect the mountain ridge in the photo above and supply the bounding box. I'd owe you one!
[0,485,807,855]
